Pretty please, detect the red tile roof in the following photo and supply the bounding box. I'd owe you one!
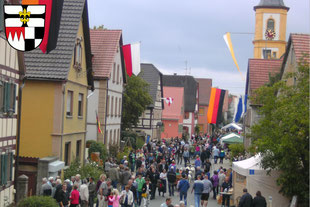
[291,34,310,63]
[196,78,212,106]
[248,59,282,94]
[90,29,122,78]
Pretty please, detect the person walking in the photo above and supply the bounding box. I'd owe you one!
[88,177,96,207]
[58,183,69,207]
[97,176,108,207]
[191,175,204,207]
[149,167,159,200]
[238,188,253,207]
[221,177,231,207]
[219,149,225,164]
[135,174,145,206]
[167,167,177,197]
[69,185,80,207]
[183,148,190,167]
[177,174,190,206]
[211,171,219,200]
[40,177,52,196]
[120,185,134,207]
[109,189,121,207]
[142,178,151,207]
[213,147,219,164]
[201,175,213,207]
[80,179,89,207]
[252,191,267,207]
[160,197,172,207]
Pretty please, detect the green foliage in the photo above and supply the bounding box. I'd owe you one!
[229,143,245,159]
[88,141,108,160]
[109,144,119,158]
[195,125,200,135]
[86,140,96,148]
[17,196,58,207]
[250,59,309,205]
[64,158,104,182]
[116,146,132,163]
[136,137,145,149]
[122,75,153,129]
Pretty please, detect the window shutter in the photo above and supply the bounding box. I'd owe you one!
[0,154,4,185]
[0,154,2,185]
[0,0,4,32]
[0,81,4,112]
[11,84,16,113]
[4,83,9,112]
[3,154,8,184]
[9,152,13,181]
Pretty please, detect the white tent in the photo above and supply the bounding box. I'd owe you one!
[232,155,290,207]
[221,123,242,131]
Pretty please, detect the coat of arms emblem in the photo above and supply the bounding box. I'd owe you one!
[4,5,46,51]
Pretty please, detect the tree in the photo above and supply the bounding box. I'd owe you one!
[122,75,153,129]
[250,59,309,206]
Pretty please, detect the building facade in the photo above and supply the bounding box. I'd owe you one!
[161,87,184,139]
[0,29,24,206]
[18,0,93,195]
[133,64,164,140]
[87,29,126,148]
[162,75,198,138]
[196,78,212,135]
[253,0,289,59]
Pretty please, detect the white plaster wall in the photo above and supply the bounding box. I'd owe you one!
[86,81,99,141]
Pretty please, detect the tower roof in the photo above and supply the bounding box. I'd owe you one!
[254,0,289,11]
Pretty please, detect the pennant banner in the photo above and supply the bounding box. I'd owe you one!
[207,88,226,124]
[122,42,141,77]
[96,111,102,134]
[233,95,247,123]
[223,32,244,81]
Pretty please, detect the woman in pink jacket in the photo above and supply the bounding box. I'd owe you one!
[69,185,80,207]
[108,189,121,207]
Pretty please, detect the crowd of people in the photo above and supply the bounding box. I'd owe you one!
[39,135,267,207]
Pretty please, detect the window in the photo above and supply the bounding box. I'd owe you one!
[0,152,14,185]
[117,129,120,145]
[113,63,116,83]
[184,112,189,119]
[272,52,277,59]
[117,65,120,84]
[66,91,73,116]
[0,82,16,114]
[115,97,118,116]
[64,142,71,166]
[74,38,82,70]
[114,129,116,145]
[107,95,110,116]
[78,93,83,117]
[119,98,122,117]
[0,1,3,32]
[76,140,81,159]
[109,130,112,145]
[267,19,275,31]
[263,49,271,59]
[199,107,204,115]
[111,97,114,117]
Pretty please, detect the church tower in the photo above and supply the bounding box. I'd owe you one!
[253,0,289,59]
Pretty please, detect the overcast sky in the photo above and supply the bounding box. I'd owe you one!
[88,0,309,95]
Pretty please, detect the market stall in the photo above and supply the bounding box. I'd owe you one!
[232,155,290,206]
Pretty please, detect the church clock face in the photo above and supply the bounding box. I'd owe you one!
[265,29,276,40]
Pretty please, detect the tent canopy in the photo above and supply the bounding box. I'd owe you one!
[232,154,263,176]
[220,133,242,144]
[221,123,242,131]
[222,136,243,144]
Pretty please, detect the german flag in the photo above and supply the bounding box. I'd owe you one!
[22,0,64,53]
[96,111,102,134]
[207,88,226,124]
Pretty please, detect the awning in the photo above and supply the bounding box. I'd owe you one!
[222,136,243,144]
[221,123,242,131]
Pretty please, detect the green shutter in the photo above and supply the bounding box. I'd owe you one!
[0,154,2,185]
[4,82,11,113]
[12,84,16,113]
[0,154,4,185]
[0,0,4,32]
[3,154,8,184]
[9,152,13,181]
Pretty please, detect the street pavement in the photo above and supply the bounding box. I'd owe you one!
[149,158,232,207]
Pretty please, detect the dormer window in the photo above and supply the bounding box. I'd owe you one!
[74,37,83,70]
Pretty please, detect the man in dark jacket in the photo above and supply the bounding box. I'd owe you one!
[252,191,267,207]
[238,188,253,207]
[149,167,159,200]
[167,168,177,196]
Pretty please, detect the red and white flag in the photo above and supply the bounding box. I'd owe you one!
[122,42,141,77]
[165,97,174,106]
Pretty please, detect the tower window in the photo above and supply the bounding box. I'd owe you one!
[263,49,272,59]
[267,19,275,31]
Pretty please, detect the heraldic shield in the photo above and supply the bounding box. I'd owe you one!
[4,5,46,51]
